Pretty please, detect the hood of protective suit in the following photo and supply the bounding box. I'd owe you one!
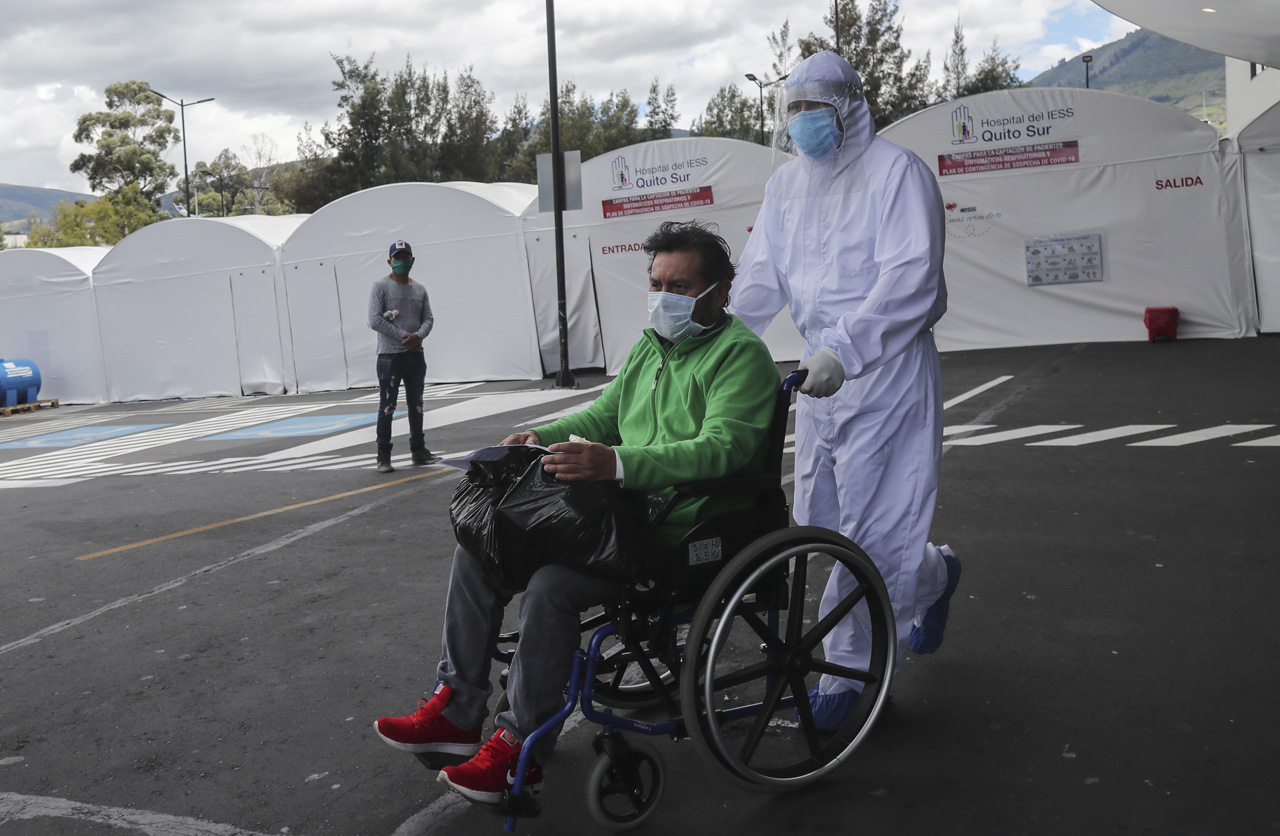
[784,51,875,173]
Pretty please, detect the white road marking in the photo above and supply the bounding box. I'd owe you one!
[944,425,1084,446]
[214,455,341,473]
[0,413,109,444]
[0,405,330,479]
[942,424,996,436]
[520,398,600,427]
[943,375,1014,410]
[1234,433,1280,447]
[0,478,87,488]
[260,384,609,461]
[1026,425,1177,446]
[1128,424,1275,447]
[0,791,289,835]
[0,487,408,657]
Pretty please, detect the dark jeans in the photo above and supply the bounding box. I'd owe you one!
[376,351,426,456]
[437,545,624,759]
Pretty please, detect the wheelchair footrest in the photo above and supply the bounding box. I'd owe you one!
[491,790,542,818]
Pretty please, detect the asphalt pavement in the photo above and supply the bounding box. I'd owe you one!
[1,336,1277,835]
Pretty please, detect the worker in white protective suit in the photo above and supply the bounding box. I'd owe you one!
[732,50,962,728]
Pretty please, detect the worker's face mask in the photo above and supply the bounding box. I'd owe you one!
[390,258,413,277]
[647,281,720,343]
[788,107,843,160]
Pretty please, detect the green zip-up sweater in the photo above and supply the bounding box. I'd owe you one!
[532,314,780,543]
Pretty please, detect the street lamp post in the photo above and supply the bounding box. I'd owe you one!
[195,167,228,217]
[148,88,214,216]
[745,74,766,146]
[1082,55,1093,89]
[745,73,789,148]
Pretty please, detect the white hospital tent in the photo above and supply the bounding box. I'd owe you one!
[1235,98,1280,332]
[92,215,305,402]
[280,182,540,392]
[521,137,804,375]
[0,246,109,404]
[880,87,1257,351]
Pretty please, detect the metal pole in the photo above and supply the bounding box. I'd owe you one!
[150,90,212,216]
[179,103,191,215]
[758,85,765,146]
[546,0,575,388]
[835,0,840,54]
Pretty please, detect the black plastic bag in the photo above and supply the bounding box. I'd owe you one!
[450,446,643,591]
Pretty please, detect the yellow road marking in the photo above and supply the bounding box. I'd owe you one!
[76,469,449,561]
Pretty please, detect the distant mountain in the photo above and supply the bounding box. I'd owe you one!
[0,184,96,228]
[1031,29,1226,129]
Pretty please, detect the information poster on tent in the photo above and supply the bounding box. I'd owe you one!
[940,140,1080,177]
[1024,232,1103,287]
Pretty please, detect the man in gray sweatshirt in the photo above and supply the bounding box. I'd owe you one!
[367,240,439,472]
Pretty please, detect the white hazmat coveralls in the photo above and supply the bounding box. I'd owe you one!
[733,51,951,695]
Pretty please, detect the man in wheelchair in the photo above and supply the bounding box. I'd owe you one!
[374,219,780,805]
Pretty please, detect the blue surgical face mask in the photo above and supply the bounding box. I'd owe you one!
[647,281,720,343]
[788,107,843,160]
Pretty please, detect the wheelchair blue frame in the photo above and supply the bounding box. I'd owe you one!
[483,371,895,831]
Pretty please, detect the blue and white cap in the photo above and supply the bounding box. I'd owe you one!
[389,240,413,258]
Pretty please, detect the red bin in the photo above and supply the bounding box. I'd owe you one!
[1144,307,1179,342]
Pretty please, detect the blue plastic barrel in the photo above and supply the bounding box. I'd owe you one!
[0,359,41,408]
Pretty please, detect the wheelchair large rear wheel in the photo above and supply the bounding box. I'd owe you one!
[680,526,895,792]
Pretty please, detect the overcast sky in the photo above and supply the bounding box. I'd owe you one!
[0,0,1135,195]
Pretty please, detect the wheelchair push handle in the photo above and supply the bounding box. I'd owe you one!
[782,369,808,392]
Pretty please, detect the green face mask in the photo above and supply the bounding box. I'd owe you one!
[391,258,413,277]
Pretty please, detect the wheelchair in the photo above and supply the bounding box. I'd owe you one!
[481,372,895,831]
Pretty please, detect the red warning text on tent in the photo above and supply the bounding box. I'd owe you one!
[938,140,1079,176]
[601,186,715,218]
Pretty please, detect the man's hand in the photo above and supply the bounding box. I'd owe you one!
[499,431,541,446]
[401,333,422,350]
[798,348,845,398]
[540,441,617,481]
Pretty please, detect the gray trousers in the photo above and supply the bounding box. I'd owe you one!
[436,545,623,758]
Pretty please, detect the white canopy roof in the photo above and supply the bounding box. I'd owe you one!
[281,182,540,392]
[0,246,110,404]
[881,87,1256,350]
[93,216,306,401]
[1094,0,1280,66]
[1234,99,1280,330]
[522,136,803,375]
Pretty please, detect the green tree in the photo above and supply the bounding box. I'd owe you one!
[69,80,180,202]
[506,81,653,182]
[283,55,498,208]
[959,39,1026,97]
[492,94,536,182]
[798,0,936,129]
[644,79,680,141]
[691,84,760,143]
[438,68,498,181]
[238,133,294,215]
[26,184,165,247]
[274,124,335,214]
[942,22,969,101]
[175,148,249,217]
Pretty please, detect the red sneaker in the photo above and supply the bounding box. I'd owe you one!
[437,728,544,804]
[373,683,482,756]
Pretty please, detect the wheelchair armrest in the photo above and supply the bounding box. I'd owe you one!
[672,473,777,498]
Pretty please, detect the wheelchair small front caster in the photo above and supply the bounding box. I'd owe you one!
[585,735,665,830]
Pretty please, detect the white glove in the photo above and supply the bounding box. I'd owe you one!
[797,348,845,398]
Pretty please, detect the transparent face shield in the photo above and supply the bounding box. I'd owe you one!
[771,77,869,199]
